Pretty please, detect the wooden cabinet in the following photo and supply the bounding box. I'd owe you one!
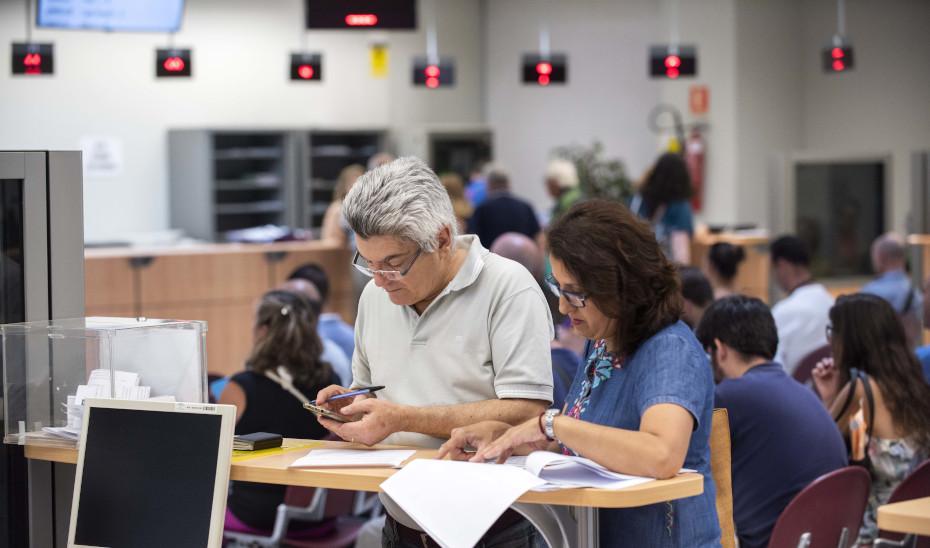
[691,232,770,303]
[85,242,353,376]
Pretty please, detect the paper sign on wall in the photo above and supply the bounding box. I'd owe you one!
[370,43,389,78]
[80,137,124,178]
[689,85,709,115]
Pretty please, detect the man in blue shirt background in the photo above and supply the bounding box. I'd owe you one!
[917,274,930,382]
[696,296,847,548]
[861,233,923,348]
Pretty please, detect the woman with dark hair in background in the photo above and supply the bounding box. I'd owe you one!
[221,290,340,534]
[812,293,930,546]
[708,242,746,299]
[631,152,694,264]
[440,200,720,547]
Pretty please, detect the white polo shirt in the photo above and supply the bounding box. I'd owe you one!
[772,283,835,375]
[352,235,554,448]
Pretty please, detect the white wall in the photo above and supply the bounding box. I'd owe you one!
[0,0,484,241]
[798,0,930,233]
[734,0,803,228]
[484,0,742,224]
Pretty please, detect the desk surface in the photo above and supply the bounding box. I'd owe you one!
[24,438,703,509]
[877,497,930,537]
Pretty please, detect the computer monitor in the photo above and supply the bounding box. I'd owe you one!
[67,399,235,548]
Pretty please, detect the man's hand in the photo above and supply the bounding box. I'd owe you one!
[436,421,512,461]
[318,398,409,446]
[314,384,370,417]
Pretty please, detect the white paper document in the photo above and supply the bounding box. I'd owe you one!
[380,459,546,548]
[289,449,416,469]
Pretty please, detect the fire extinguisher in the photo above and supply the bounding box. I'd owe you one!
[685,127,706,212]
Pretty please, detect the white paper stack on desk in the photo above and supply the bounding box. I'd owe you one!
[288,449,417,469]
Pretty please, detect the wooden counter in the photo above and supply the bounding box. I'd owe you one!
[84,241,354,376]
[691,232,770,303]
[25,439,705,510]
[877,497,930,537]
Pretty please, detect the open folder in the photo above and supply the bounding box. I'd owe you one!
[380,452,662,548]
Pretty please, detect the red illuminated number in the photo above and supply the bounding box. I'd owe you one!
[832,60,845,71]
[345,14,378,26]
[535,62,553,76]
[163,57,185,72]
[664,55,681,78]
[537,74,550,86]
[23,53,42,67]
[831,47,844,59]
[297,65,315,79]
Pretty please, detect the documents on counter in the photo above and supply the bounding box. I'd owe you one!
[288,448,416,468]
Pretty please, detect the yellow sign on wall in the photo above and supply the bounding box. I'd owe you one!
[370,44,389,78]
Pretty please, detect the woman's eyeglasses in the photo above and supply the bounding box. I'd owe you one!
[544,273,587,308]
[825,323,833,341]
[352,249,422,281]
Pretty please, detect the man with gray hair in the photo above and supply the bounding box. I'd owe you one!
[862,232,923,347]
[544,158,581,222]
[314,157,553,547]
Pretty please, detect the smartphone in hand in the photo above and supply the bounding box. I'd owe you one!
[303,403,356,423]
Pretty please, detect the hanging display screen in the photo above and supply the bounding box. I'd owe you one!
[11,43,54,76]
[37,0,185,32]
[305,0,416,29]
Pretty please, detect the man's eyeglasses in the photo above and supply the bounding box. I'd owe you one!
[352,249,422,281]
[544,273,587,308]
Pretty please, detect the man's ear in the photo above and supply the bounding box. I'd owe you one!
[713,338,728,363]
[436,225,453,252]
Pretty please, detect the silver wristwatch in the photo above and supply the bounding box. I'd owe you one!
[543,409,561,441]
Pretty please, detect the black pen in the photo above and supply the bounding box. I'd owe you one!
[310,385,385,406]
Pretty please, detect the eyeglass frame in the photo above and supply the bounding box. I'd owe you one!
[825,323,833,341]
[544,273,588,308]
[352,248,423,280]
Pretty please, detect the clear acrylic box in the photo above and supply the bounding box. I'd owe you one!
[2,317,207,446]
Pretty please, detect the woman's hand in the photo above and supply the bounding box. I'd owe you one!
[812,357,839,405]
[436,421,511,461]
[471,416,552,464]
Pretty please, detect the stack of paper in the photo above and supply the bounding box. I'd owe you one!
[41,369,166,442]
[289,449,416,469]
[523,451,655,491]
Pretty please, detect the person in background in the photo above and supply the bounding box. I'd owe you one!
[279,278,352,386]
[366,152,395,171]
[288,263,354,361]
[320,164,365,248]
[861,233,923,349]
[769,235,834,376]
[491,232,578,409]
[439,172,473,233]
[811,293,930,546]
[467,168,540,248]
[221,290,340,534]
[630,152,693,264]
[707,242,746,299]
[679,266,714,331]
[695,296,847,548]
[464,160,489,208]
[440,200,720,548]
[917,275,930,381]
[314,157,554,547]
[544,158,581,224]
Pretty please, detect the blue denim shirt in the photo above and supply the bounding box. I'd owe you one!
[563,321,721,547]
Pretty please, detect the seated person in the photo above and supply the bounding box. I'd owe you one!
[695,296,847,548]
[440,199,721,547]
[862,233,923,348]
[707,242,745,299]
[679,266,713,330]
[812,294,930,545]
[288,263,355,361]
[220,290,340,533]
[467,168,541,248]
[770,235,834,376]
[313,157,554,547]
[280,278,352,386]
[918,274,930,381]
